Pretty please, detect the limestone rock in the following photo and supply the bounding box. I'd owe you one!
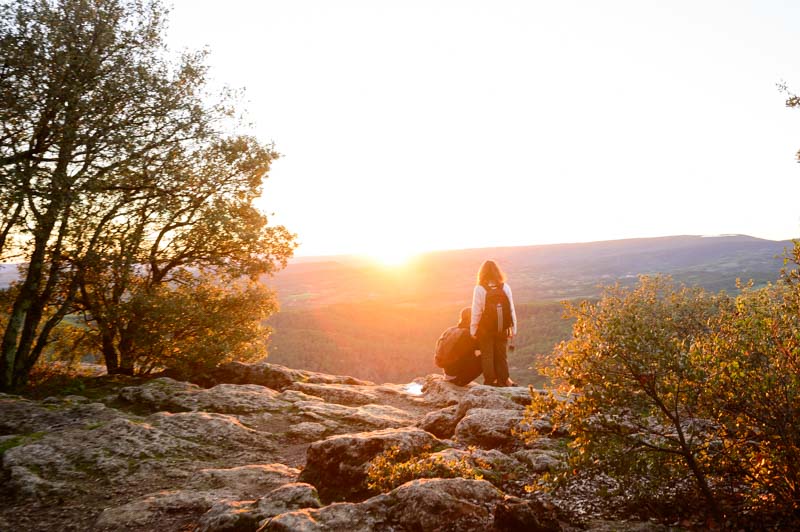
[291,401,416,431]
[455,385,530,419]
[494,497,564,531]
[120,378,290,414]
[191,464,299,498]
[150,411,276,451]
[264,478,506,531]
[0,394,119,434]
[288,382,380,405]
[209,362,373,391]
[418,404,460,438]
[95,488,232,529]
[286,422,330,441]
[255,483,322,522]
[118,377,200,410]
[197,500,261,532]
[299,426,440,502]
[3,416,201,485]
[512,449,565,473]
[454,407,525,448]
[196,482,323,532]
[419,374,474,407]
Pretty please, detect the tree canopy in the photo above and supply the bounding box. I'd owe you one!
[0,0,295,390]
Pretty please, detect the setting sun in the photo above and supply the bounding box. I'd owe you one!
[364,246,419,267]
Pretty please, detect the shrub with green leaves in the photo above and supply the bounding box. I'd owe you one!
[366,445,490,493]
[522,276,731,516]
[525,264,800,524]
[693,279,800,516]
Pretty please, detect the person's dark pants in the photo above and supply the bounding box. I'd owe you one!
[444,351,483,386]
[478,334,509,386]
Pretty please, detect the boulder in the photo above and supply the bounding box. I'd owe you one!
[494,497,564,531]
[209,362,373,391]
[455,385,530,419]
[197,483,322,532]
[419,374,473,407]
[299,426,441,502]
[263,478,506,531]
[512,449,565,473]
[418,404,460,438]
[454,407,525,448]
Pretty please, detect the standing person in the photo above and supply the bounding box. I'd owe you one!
[470,260,517,387]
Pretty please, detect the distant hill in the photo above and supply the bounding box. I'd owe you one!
[267,235,794,309]
[266,235,795,385]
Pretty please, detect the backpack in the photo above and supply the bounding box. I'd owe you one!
[478,283,513,338]
[434,326,471,368]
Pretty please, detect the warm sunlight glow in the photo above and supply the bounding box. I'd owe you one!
[365,246,419,267]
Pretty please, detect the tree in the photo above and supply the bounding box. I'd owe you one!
[74,136,295,375]
[0,0,295,389]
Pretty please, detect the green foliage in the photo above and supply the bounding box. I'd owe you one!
[366,445,489,494]
[115,277,277,378]
[525,263,800,523]
[0,0,295,389]
[523,276,730,515]
[691,272,800,514]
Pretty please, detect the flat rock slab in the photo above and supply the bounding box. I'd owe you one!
[291,401,417,431]
[120,379,290,414]
[96,463,300,530]
[209,362,374,391]
[288,382,381,406]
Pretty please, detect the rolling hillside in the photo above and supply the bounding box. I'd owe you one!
[266,235,795,385]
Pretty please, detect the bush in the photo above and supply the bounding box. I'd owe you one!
[366,445,490,493]
[694,280,800,518]
[525,265,800,525]
[118,277,277,379]
[522,276,730,517]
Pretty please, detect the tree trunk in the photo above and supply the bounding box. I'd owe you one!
[0,214,55,390]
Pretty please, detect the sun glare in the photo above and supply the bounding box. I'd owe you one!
[365,247,418,268]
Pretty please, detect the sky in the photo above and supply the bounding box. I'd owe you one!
[167,0,800,260]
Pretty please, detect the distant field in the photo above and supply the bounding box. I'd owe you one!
[265,235,792,384]
[267,300,573,386]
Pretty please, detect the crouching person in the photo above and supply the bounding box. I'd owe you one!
[434,307,482,386]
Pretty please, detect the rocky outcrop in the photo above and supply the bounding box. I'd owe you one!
[299,426,441,502]
[263,478,506,531]
[454,407,526,448]
[207,362,374,391]
[0,364,585,531]
[198,483,321,532]
[418,404,460,438]
[97,464,300,530]
[119,378,291,414]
